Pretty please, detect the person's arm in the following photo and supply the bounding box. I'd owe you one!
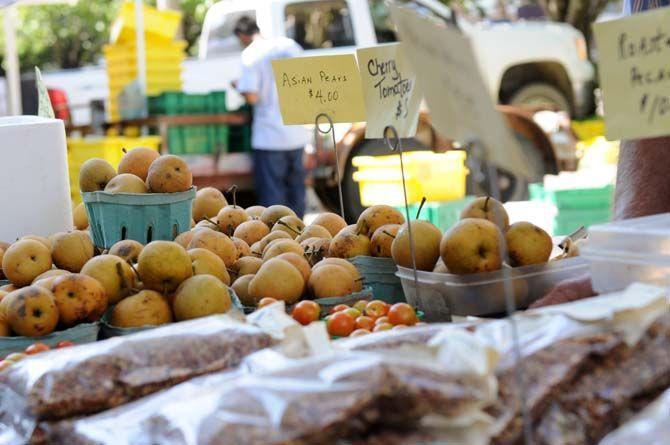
[236,59,260,106]
[241,92,259,105]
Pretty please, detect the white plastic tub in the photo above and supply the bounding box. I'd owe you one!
[582,213,670,294]
[397,257,588,321]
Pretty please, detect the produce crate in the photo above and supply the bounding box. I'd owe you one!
[349,257,405,304]
[529,183,614,210]
[68,136,161,204]
[111,2,182,44]
[0,322,100,357]
[147,91,230,155]
[394,196,476,233]
[529,183,613,235]
[352,151,468,207]
[83,187,195,249]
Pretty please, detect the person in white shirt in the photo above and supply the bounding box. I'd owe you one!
[234,17,310,216]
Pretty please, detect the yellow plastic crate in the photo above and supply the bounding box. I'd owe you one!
[352,151,468,207]
[111,2,182,45]
[103,41,187,63]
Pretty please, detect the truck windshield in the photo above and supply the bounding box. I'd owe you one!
[203,10,257,58]
[284,0,356,49]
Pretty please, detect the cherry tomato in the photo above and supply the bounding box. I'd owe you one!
[351,329,371,337]
[25,343,50,355]
[387,303,418,326]
[5,352,27,362]
[373,322,393,332]
[56,341,75,349]
[353,300,368,313]
[375,316,389,326]
[0,360,12,372]
[258,297,278,308]
[355,315,375,331]
[330,304,350,314]
[343,308,361,319]
[365,300,389,318]
[327,312,356,337]
[291,301,321,326]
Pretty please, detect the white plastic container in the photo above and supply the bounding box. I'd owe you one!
[583,213,670,294]
[0,117,73,241]
[397,257,588,321]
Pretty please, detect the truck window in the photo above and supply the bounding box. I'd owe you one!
[205,10,257,57]
[369,0,396,43]
[285,1,355,49]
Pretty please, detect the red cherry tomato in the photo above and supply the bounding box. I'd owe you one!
[387,303,418,326]
[0,360,12,372]
[352,300,368,313]
[355,315,375,331]
[258,297,278,308]
[373,322,393,332]
[351,329,371,337]
[327,312,356,337]
[365,300,389,318]
[330,304,350,314]
[375,316,389,326]
[291,301,321,326]
[56,341,75,349]
[25,343,50,355]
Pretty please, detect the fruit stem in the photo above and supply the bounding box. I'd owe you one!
[204,217,222,232]
[484,196,490,212]
[122,147,127,154]
[276,220,302,235]
[226,185,238,207]
[415,197,427,220]
[128,262,141,281]
[382,230,396,239]
[251,251,262,258]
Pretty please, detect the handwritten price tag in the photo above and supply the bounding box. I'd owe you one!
[357,43,421,138]
[390,6,532,180]
[594,7,670,140]
[271,55,366,125]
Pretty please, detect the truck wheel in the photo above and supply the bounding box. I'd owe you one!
[341,139,426,222]
[509,83,571,114]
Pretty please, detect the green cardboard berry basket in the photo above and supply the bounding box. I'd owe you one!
[100,286,246,338]
[349,256,406,304]
[0,323,100,358]
[232,286,375,315]
[82,187,196,249]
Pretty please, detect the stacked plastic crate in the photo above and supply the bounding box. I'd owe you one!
[104,2,185,121]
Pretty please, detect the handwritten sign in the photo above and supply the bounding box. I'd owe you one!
[357,43,421,138]
[594,8,670,140]
[390,6,533,180]
[271,55,366,125]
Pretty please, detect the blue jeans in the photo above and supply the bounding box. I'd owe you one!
[253,148,306,217]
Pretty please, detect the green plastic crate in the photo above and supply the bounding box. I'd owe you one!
[393,197,476,233]
[0,322,100,357]
[529,183,614,210]
[208,91,227,113]
[553,208,611,236]
[83,187,196,249]
[349,256,405,304]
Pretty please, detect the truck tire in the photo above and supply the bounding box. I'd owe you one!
[509,83,571,114]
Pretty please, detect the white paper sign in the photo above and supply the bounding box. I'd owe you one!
[390,6,532,180]
[357,43,421,138]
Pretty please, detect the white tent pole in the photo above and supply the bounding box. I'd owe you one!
[134,0,146,96]
[4,5,22,115]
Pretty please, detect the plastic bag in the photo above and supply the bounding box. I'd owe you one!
[41,330,498,445]
[0,315,274,437]
[598,387,670,445]
[533,313,670,445]
[334,323,458,352]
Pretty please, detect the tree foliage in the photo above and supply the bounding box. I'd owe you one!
[0,0,210,75]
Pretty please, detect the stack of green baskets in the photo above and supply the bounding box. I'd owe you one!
[83,187,196,249]
[349,257,406,304]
